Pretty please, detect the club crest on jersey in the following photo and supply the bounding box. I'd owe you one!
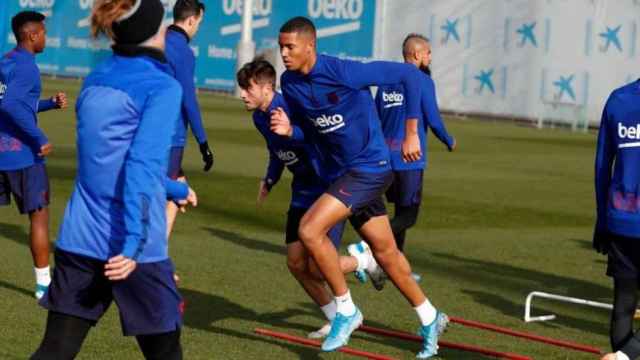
[327,91,339,104]
[276,149,299,165]
[0,81,6,100]
[382,91,403,109]
[310,114,345,134]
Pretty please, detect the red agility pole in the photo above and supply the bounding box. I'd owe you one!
[448,316,602,355]
[358,325,532,360]
[254,328,396,360]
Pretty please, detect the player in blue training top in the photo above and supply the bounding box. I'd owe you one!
[0,11,68,300]
[271,17,448,358]
[237,59,380,339]
[594,80,640,360]
[165,0,213,238]
[374,34,455,280]
[31,1,196,359]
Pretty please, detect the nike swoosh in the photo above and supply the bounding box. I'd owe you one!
[339,188,352,196]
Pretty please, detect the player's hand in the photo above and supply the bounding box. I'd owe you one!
[600,353,617,360]
[105,255,137,281]
[270,107,293,137]
[257,180,269,206]
[38,143,52,157]
[402,118,421,162]
[449,138,457,152]
[592,228,611,255]
[199,141,214,172]
[177,187,198,213]
[52,92,67,109]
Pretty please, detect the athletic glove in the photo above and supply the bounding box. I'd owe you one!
[199,141,214,172]
[592,228,611,255]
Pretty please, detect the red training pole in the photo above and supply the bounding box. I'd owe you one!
[254,328,397,360]
[358,325,532,360]
[449,316,602,355]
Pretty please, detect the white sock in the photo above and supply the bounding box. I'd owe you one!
[335,290,356,316]
[35,266,51,287]
[415,299,437,326]
[320,301,337,321]
[616,351,630,360]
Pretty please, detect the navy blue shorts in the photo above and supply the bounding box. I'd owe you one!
[40,249,183,336]
[0,163,49,214]
[167,146,185,180]
[607,233,640,279]
[286,206,345,248]
[386,169,423,207]
[327,170,392,229]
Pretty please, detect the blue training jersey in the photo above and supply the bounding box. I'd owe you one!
[281,54,423,181]
[595,79,640,238]
[0,46,58,170]
[375,72,454,171]
[253,92,326,208]
[165,25,207,147]
[56,48,187,263]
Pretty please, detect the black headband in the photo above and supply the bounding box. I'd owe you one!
[112,0,164,45]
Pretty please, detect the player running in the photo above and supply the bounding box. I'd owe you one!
[0,11,68,299]
[594,80,640,360]
[165,0,213,237]
[237,59,381,339]
[271,17,448,358]
[31,1,195,358]
[373,33,455,281]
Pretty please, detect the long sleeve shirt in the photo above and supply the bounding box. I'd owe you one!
[281,54,423,181]
[375,72,454,171]
[0,46,58,170]
[595,79,640,238]
[56,47,188,263]
[165,25,207,147]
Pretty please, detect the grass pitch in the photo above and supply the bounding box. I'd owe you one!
[0,78,609,359]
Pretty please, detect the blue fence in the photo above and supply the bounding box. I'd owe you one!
[1,0,376,91]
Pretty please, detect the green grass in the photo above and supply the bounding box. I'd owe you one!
[0,78,611,359]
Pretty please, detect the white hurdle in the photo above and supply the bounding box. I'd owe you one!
[524,291,612,323]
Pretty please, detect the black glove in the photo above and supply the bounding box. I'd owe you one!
[592,228,611,255]
[199,141,214,172]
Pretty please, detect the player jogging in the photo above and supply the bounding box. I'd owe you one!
[31,1,195,358]
[165,0,213,238]
[271,17,448,358]
[594,79,640,360]
[0,11,68,299]
[237,59,381,339]
[373,33,455,281]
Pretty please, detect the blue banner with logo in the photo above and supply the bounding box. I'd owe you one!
[2,0,376,91]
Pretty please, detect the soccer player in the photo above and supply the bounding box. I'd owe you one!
[594,80,640,360]
[237,59,381,339]
[0,11,68,299]
[271,17,448,358]
[165,0,213,236]
[374,34,455,277]
[31,0,195,358]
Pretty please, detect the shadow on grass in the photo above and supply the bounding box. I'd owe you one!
[0,222,30,248]
[203,227,285,256]
[0,279,32,298]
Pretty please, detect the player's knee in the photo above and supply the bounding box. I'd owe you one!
[286,256,307,276]
[297,223,321,248]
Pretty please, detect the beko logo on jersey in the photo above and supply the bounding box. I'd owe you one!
[618,123,640,149]
[277,150,299,165]
[311,114,345,134]
[382,91,403,108]
[0,82,6,100]
[308,0,363,20]
[618,123,640,139]
[79,0,92,9]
